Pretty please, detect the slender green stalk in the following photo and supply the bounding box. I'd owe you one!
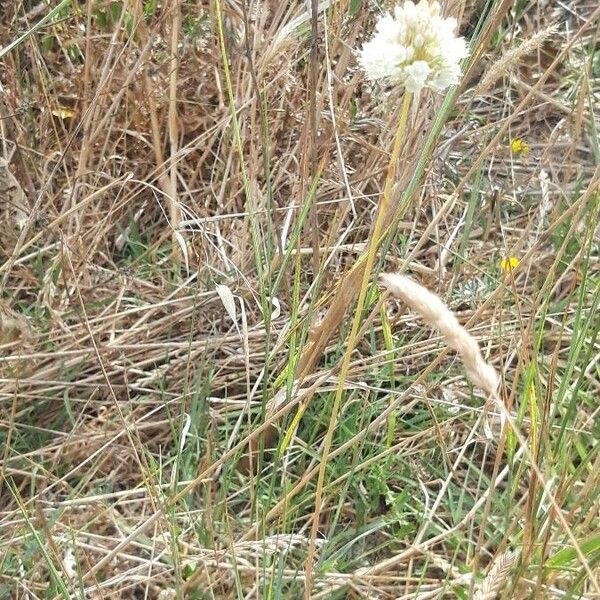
[380,304,397,448]
[304,92,413,596]
[0,0,72,60]
[213,0,269,326]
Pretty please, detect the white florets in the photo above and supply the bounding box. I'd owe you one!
[358,1,469,93]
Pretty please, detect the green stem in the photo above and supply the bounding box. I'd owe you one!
[0,0,72,60]
[304,91,413,596]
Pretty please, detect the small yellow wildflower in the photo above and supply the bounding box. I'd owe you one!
[51,107,76,119]
[511,138,530,155]
[500,256,520,273]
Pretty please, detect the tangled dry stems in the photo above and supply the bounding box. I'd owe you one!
[0,0,599,598]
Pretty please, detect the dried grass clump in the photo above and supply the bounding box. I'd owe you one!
[380,273,499,397]
[0,0,598,597]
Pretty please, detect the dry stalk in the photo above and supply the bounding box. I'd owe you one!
[294,177,408,380]
[380,273,499,397]
[474,551,516,600]
[168,0,182,255]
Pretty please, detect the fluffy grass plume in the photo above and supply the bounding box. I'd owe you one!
[380,273,500,396]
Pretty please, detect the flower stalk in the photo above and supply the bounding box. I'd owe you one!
[304,91,413,596]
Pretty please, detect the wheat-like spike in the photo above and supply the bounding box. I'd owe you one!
[380,274,499,397]
[474,551,516,600]
[474,25,558,96]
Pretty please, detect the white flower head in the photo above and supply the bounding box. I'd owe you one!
[358,0,469,93]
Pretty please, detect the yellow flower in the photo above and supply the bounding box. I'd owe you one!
[51,107,76,119]
[511,138,529,155]
[500,256,520,273]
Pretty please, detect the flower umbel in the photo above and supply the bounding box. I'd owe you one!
[358,0,468,93]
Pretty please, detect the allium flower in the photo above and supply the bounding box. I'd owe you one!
[358,1,469,93]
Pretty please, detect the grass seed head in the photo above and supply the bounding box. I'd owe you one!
[381,273,500,397]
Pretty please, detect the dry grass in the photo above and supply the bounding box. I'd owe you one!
[1,0,599,598]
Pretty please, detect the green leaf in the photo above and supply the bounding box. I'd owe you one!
[349,0,362,17]
[546,534,600,569]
